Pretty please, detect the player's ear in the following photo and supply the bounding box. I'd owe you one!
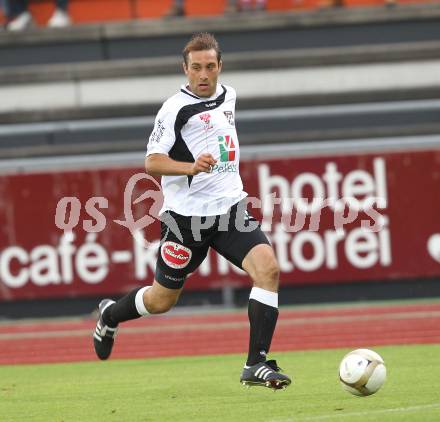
[218,60,223,73]
[182,62,188,75]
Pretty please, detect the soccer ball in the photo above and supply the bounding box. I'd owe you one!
[339,348,386,396]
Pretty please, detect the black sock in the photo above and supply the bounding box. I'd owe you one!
[246,298,279,366]
[102,288,143,328]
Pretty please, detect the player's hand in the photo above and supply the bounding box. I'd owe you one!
[190,153,217,175]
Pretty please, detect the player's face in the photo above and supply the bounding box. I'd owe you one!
[183,49,222,98]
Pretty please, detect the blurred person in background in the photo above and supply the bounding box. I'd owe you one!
[237,0,267,11]
[5,0,70,31]
[166,0,266,17]
[0,0,9,29]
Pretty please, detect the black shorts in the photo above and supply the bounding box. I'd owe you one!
[155,199,270,289]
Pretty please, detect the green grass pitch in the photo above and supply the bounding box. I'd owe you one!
[1,344,440,422]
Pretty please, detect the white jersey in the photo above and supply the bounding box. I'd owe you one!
[146,83,247,216]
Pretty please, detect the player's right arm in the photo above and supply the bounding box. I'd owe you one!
[145,102,216,177]
[145,153,216,176]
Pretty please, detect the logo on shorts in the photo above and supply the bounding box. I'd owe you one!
[161,241,192,269]
[218,135,236,162]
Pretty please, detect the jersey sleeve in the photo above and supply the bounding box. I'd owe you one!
[146,106,177,156]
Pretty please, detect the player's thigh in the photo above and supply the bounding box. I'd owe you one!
[210,202,277,288]
[210,216,270,270]
[241,243,280,290]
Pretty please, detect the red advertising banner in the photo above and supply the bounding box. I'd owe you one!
[0,149,439,301]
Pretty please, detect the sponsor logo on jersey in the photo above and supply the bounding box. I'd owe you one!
[211,163,237,173]
[218,135,236,162]
[223,111,235,126]
[161,241,192,269]
[205,101,217,108]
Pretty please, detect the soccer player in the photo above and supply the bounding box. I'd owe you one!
[165,0,266,17]
[93,32,291,390]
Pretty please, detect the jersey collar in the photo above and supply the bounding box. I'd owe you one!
[180,83,224,100]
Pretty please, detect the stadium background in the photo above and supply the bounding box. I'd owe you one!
[0,0,440,320]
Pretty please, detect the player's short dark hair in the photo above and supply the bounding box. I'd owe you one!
[182,32,222,65]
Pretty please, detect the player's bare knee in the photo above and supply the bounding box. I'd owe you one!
[263,255,280,281]
[147,299,175,314]
[145,293,178,314]
[253,259,280,290]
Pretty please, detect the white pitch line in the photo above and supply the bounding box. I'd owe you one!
[270,403,440,422]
